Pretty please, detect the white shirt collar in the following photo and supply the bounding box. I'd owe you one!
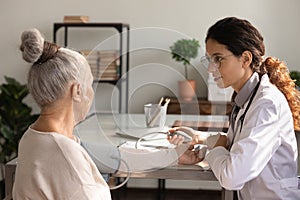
[235,72,260,108]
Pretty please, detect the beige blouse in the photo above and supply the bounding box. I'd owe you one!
[13,127,111,200]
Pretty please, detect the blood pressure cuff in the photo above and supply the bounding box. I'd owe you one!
[81,140,120,174]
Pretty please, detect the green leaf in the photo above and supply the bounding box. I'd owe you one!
[170,38,200,79]
[0,76,36,163]
[4,76,21,86]
[290,71,300,87]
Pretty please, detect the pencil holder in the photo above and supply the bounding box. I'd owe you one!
[144,103,167,128]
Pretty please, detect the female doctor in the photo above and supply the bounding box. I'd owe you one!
[169,17,300,199]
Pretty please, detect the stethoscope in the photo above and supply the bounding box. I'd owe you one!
[134,131,176,149]
[229,79,261,149]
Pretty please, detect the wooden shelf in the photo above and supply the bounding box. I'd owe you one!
[167,97,232,115]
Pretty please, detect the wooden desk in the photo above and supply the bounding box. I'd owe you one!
[167,97,232,116]
[5,113,232,200]
[172,120,229,132]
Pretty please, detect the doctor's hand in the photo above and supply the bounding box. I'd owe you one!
[168,126,207,145]
[206,133,228,149]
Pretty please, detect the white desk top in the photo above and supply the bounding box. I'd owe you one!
[74,112,228,146]
[73,113,229,181]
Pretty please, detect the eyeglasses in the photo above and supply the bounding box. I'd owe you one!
[200,54,234,69]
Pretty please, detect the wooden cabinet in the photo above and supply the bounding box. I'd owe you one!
[167,97,232,115]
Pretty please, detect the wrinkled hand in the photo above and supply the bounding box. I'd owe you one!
[175,144,205,165]
[168,126,207,145]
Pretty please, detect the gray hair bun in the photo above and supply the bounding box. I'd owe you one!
[20,28,59,64]
[20,28,45,63]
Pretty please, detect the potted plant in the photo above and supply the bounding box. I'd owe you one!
[0,76,38,196]
[290,70,300,90]
[170,38,200,101]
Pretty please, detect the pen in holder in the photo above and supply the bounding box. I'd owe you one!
[144,98,170,128]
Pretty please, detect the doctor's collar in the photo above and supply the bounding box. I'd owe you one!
[234,72,260,109]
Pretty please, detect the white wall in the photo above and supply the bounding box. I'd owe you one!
[1,0,300,114]
[1,0,299,189]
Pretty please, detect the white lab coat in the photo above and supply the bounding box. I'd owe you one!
[206,73,300,199]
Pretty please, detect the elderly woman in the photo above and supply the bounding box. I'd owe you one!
[13,28,111,199]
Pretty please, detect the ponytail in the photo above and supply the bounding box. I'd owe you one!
[261,57,300,131]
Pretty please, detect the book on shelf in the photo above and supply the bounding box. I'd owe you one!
[81,50,119,61]
[91,69,119,79]
[92,69,118,75]
[63,16,89,23]
[81,50,119,64]
[81,49,119,56]
[81,49,120,81]
[80,50,97,57]
[89,61,119,71]
[91,69,117,74]
[93,75,119,81]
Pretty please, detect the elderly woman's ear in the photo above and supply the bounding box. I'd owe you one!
[71,82,82,102]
